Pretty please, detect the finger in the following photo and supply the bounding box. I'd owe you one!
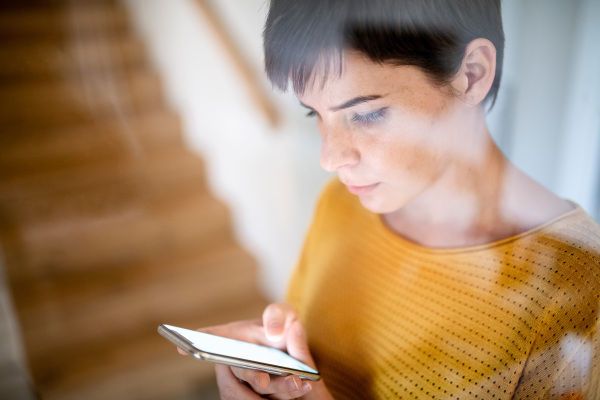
[231,367,312,399]
[285,320,316,368]
[262,303,297,344]
[267,375,313,400]
[215,364,262,400]
[230,367,270,392]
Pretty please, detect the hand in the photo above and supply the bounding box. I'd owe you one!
[210,307,313,400]
[182,303,333,399]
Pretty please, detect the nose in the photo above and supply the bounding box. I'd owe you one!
[319,125,359,172]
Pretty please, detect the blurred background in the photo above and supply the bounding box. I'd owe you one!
[0,0,598,399]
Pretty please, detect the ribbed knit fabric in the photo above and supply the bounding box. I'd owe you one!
[287,178,600,400]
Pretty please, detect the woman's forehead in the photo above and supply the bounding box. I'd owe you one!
[295,51,379,95]
[297,53,413,96]
[296,53,452,113]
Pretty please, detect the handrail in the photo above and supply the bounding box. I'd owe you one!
[193,0,279,127]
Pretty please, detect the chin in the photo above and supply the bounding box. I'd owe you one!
[358,196,402,215]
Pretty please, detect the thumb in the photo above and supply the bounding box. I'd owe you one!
[286,320,316,368]
[262,303,294,344]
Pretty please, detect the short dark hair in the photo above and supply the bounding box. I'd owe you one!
[263,0,504,107]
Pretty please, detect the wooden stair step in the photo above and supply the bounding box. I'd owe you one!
[0,110,184,176]
[0,150,206,226]
[0,138,192,202]
[38,298,269,400]
[0,34,146,81]
[5,190,233,283]
[0,1,129,40]
[0,67,164,128]
[12,240,251,319]
[18,243,262,366]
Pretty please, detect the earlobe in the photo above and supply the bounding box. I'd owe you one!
[455,38,496,106]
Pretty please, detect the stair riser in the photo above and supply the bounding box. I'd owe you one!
[0,4,129,40]
[0,37,146,80]
[0,152,205,225]
[0,112,183,176]
[0,70,164,127]
[5,195,231,283]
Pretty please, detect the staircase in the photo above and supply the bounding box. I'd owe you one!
[0,1,268,399]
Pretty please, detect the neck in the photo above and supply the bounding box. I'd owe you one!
[386,143,508,245]
[383,107,548,248]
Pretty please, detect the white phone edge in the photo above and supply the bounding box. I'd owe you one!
[157,324,321,381]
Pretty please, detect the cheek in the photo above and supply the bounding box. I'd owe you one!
[369,119,451,183]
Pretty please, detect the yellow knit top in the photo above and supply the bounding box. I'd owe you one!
[287,178,600,400]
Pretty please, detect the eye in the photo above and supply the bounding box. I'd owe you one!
[305,109,317,118]
[352,107,388,124]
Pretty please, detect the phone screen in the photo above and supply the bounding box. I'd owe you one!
[160,324,319,377]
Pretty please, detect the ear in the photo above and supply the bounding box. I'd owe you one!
[452,38,496,106]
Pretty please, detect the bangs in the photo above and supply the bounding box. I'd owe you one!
[263,0,504,106]
[263,0,461,94]
[263,0,349,94]
[289,50,345,95]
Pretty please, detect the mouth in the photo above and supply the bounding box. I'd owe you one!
[345,183,379,195]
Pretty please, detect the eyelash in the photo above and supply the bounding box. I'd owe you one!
[352,108,387,124]
[305,107,388,124]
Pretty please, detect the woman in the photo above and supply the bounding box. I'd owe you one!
[189,0,600,398]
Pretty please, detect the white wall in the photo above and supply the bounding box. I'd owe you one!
[123,0,331,301]
[488,0,600,219]
[123,0,600,300]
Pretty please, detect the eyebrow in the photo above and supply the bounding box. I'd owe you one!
[329,95,382,112]
[299,95,383,113]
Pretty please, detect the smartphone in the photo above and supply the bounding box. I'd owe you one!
[158,324,320,381]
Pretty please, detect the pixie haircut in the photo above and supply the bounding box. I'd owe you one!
[263,0,504,107]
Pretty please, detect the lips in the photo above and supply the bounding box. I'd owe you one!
[345,182,379,195]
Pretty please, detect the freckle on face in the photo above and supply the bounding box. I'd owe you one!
[301,52,460,214]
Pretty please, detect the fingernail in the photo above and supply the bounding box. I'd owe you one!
[286,376,300,391]
[266,318,285,342]
[300,381,312,392]
[267,320,283,334]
